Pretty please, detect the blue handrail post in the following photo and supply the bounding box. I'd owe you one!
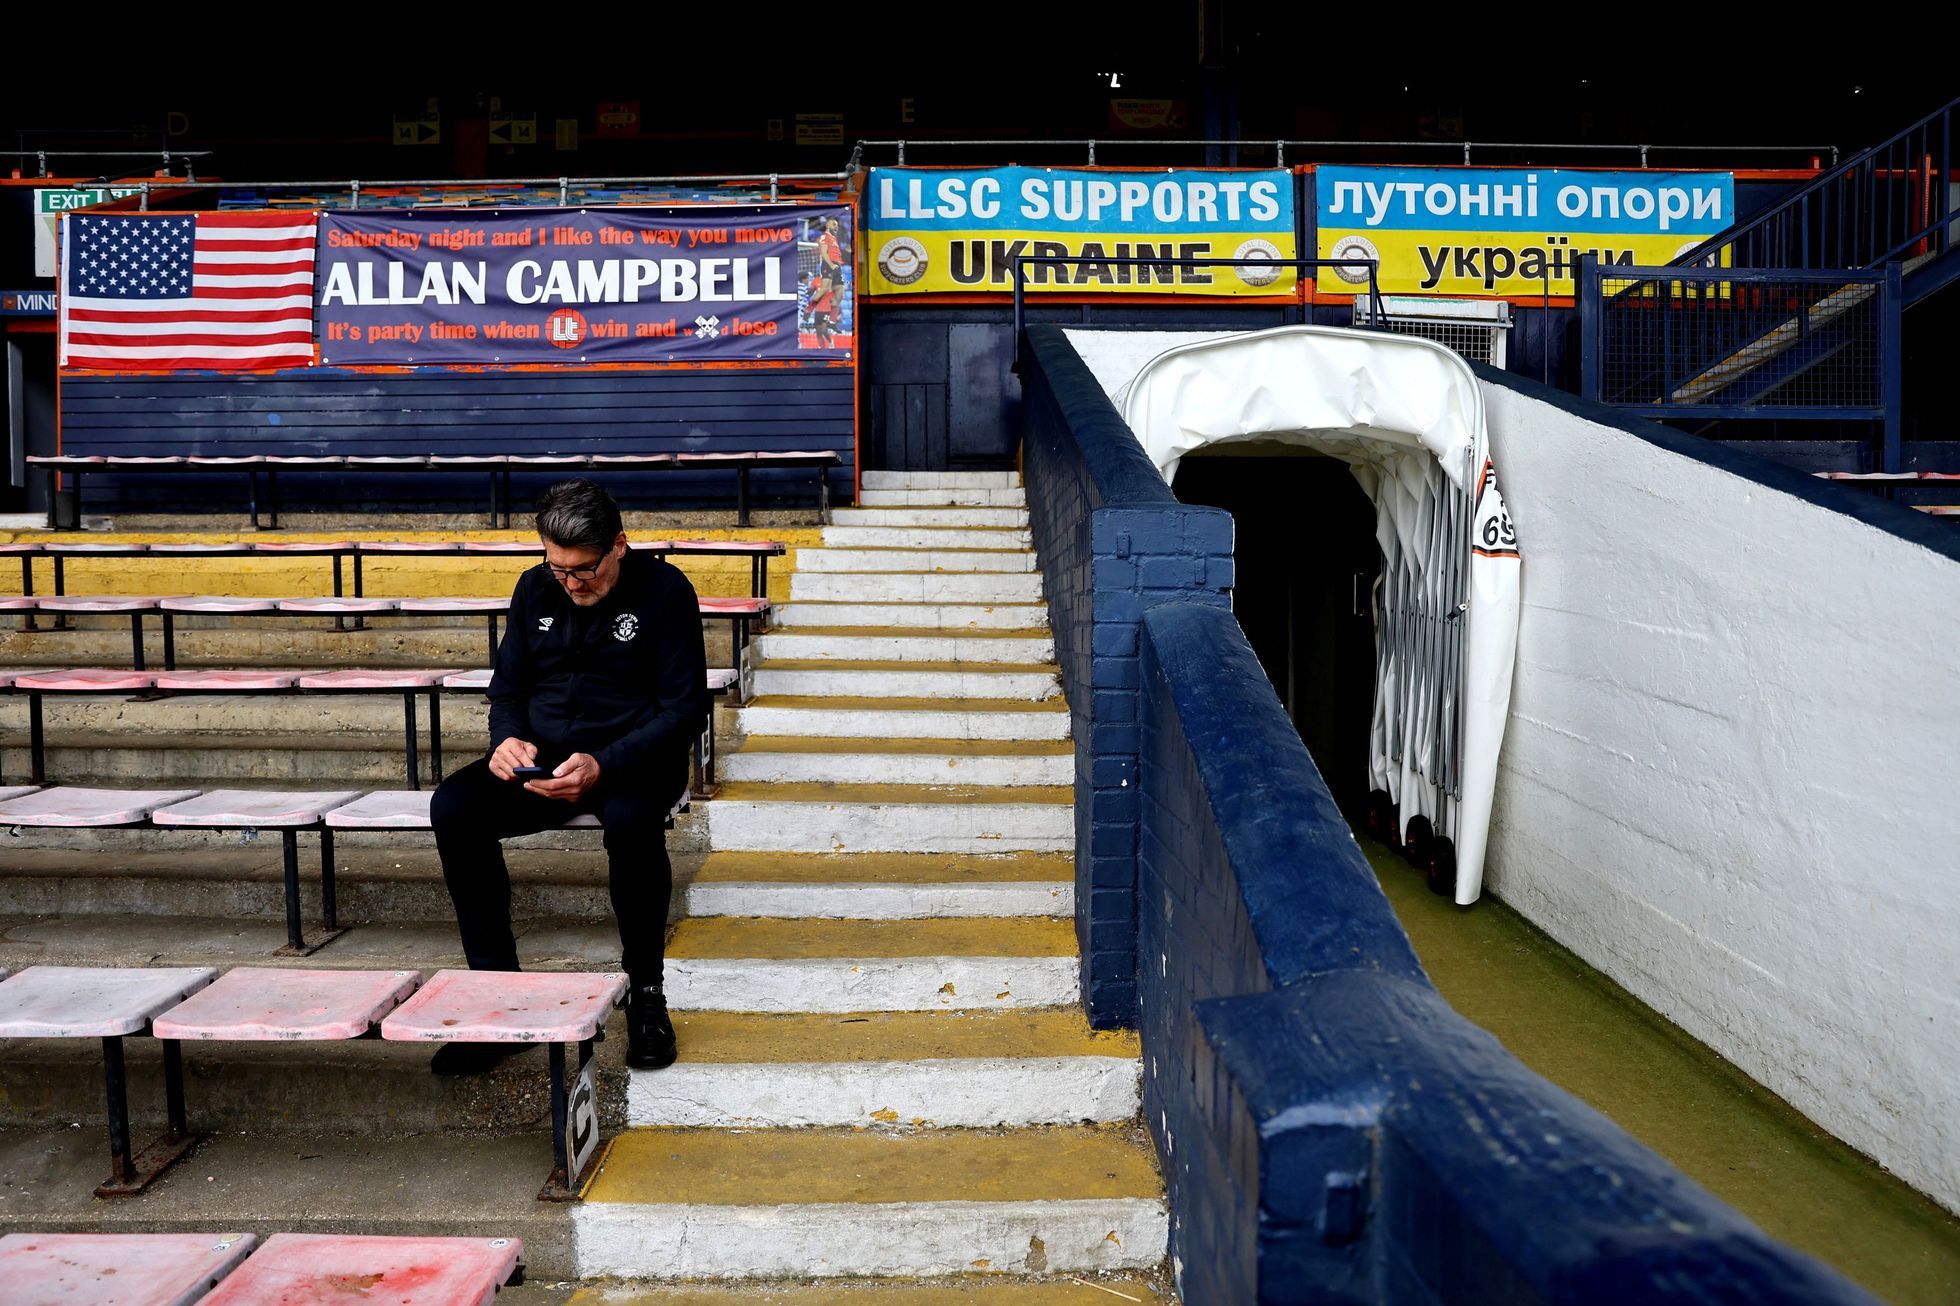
[1881,262,1904,474]
[1576,255,1600,401]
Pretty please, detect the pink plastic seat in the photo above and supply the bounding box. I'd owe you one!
[706,667,740,692]
[105,456,186,465]
[29,454,106,464]
[260,455,347,465]
[0,1232,256,1306]
[460,541,540,554]
[674,451,742,464]
[0,966,217,1038]
[441,669,493,690]
[159,597,280,613]
[0,543,43,555]
[564,813,603,829]
[699,596,769,615]
[0,787,202,826]
[0,785,39,802]
[627,539,676,551]
[358,541,457,553]
[44,543,148,555]
[150,789,362,828]
[296,669,444,690]
[505,454,586,465]
[396,597,509,614]
[36,596,171,613]
[381,969,625,1044]
[0,671,20,688]
[14,669,159,692]
[324,791,432,829]
[0,596,38,610]
[199,1234,521,1306]
[1919,505,1960,516]
[153,967,420,1040]
[153,670,297,691]
[276,597,399,613]
[590,453,674,465]
[668,538,785,553]
[342,455,426,465]
[147,542,253,554]
[185,456,263,465]
[429,455,509,465]
[252,541,354,554]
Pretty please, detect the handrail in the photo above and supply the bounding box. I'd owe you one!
[1670,95,1956,270]
[854,137,1836,169]
[1,150,213,181]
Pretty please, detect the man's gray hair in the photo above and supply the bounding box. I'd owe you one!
[535,479,624,553]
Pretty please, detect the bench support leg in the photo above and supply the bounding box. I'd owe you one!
[93,1034,199,1198]
[21,556,36,632]
[319,827,339,932]
[428,690,444,783]
[248,471,261,529]
[130,614,146,672]
[52,557,69,629]
[403,691,421,790]
[274,827,343,957]
[540,1037,601,1201]
[45,467,58,530]
[737,467,751,527]
[162,614,177,672]
[29,691,45,785]
[488,614,500,665]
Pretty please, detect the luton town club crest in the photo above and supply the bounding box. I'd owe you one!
[613,613,639,642]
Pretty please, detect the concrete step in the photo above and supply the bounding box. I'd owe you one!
[0,1126,586,1276]
[789,573,1044,604]
[704,782,1073,856]
[666,916,1080,1012]
[794,548,1038,574]
[753,629,1054,666]
[821,527,1032,551]
[750,661,1062,702]
[687,851,1072,919]
[566,1274,1170,1303]
[627,1010,1137,1128]
[774,601,1048,631]
[858,488,1027,508]
[720,737,1072,791]
[573,1126,1165,1280]
[829,507,1030,530]
[736,697,1070,742]
[860,472,1022,490]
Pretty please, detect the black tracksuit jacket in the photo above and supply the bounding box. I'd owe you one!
[487,550,709,803]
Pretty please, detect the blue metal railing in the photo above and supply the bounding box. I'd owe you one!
[1670,95,1955,279]
[1579,259,1905,468]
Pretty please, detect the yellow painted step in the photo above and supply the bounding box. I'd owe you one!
[694,852,1072,885]
[569,1274,1168,1303]
[728,737,1073,758]
[584,1126,1160,1207]
[667,917,1078,961]
[764,626,1052,640]
[712,782,1073,805]
[745,696,1069,714]
[669,1009,1138,1063]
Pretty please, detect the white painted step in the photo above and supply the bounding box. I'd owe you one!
[774,600,1049,630]
[822,526,1033,550]
[753,631,1053,665]
[628,1058,1135,1127]
[666,954,1079,1011]
[706,783,1073,854]
[830,507,1029,528]
[683,851,1074,920]
[794,547,1038,573]
[749,663,1061,700]
[720,738,1073,787]
[790,571,1044,604]
[737,698,1071,742]
[861,470,1021,489]
[859,487,1026,508]
[687,878,1071,918]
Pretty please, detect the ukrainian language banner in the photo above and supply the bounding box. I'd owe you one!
[314,206,854,365]
[865,166,1296,296]
[1314,166,1734,297]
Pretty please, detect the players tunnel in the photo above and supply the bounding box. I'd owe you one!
[1118,326,1521,903]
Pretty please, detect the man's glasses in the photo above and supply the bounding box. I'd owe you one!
[545,560,606,582]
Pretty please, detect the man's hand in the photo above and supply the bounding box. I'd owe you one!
[526,752,601,802]
[489,736,539,781]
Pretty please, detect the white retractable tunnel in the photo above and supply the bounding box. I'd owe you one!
[1117,325,1520,903]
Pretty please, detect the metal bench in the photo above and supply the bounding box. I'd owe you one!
[0,965,217,1195]
[0,1231,256,1305]
[199,1233,523,1304]
[150,789,364,954]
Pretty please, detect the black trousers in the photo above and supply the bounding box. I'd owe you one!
[431,753,675,988]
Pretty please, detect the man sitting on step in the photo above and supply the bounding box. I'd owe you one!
[429,478,708,1075]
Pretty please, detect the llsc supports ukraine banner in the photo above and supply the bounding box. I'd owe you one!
[865,167,1297,296]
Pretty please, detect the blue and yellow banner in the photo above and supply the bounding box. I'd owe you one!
[865,166,1297,296]
[1314,166,1735,297]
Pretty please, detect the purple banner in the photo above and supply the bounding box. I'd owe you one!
[314,206,853,365]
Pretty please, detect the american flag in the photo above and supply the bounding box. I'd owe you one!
[59,212,318,371]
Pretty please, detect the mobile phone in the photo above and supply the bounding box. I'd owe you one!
[510,765,549,779]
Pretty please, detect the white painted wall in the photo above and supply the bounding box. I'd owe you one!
[1480,381,1960,1213]
[1064,328,1239,405]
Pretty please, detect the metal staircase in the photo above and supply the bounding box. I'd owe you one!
[1582,96,1956,471]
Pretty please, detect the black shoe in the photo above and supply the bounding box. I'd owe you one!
[624,984,677,1070]
[429,1041,536,1076]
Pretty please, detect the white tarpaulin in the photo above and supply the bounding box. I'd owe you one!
[1117,325,1520,902]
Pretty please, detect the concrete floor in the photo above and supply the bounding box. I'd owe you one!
[1364,834,1960,1306]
